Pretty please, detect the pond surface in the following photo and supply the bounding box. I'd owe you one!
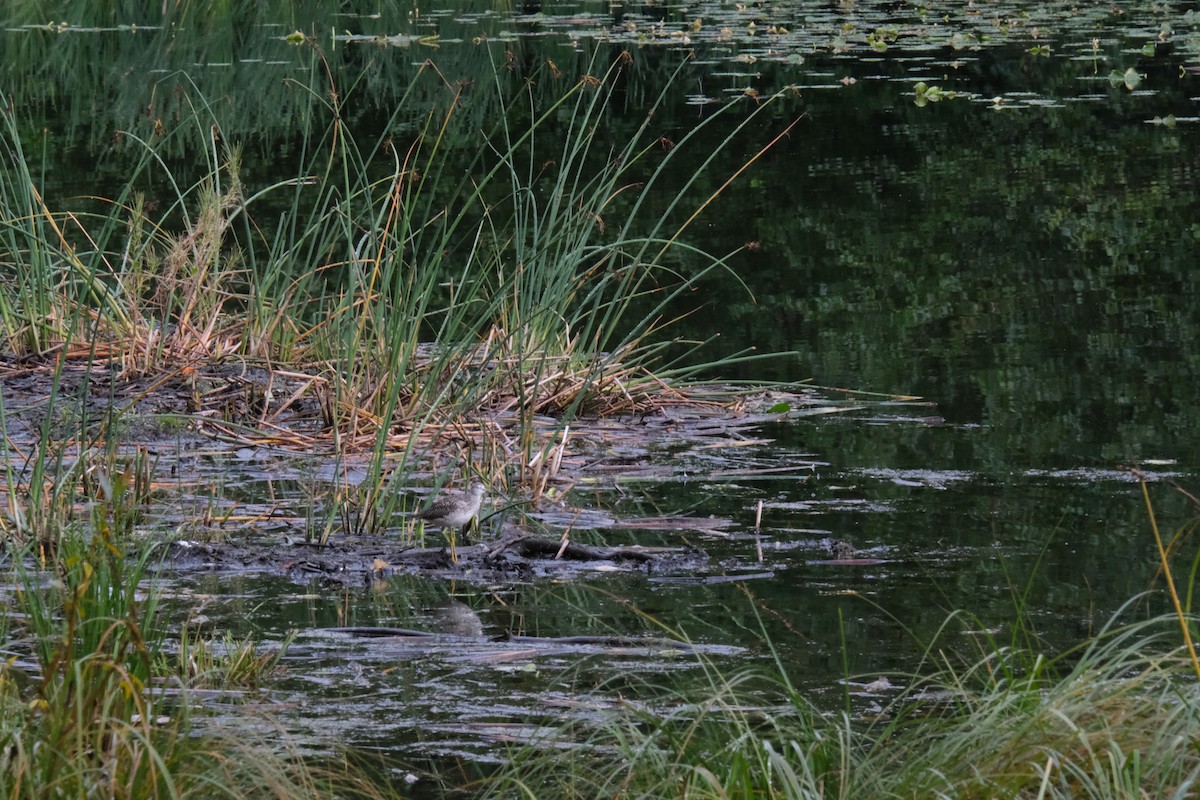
[3,0,1200,782]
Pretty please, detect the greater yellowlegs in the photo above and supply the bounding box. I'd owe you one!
[417,481,486,540]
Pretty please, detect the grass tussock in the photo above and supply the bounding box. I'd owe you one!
[0,532,393,799]
[0,48,793,469]
[485,608,1200,800]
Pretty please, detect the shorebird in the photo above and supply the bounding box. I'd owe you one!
[824,538,857,560]
[416,481,486,541]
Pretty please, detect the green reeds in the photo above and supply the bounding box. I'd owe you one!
[486,576,1200,800]
[3,533,175,796]
[0,98,129,355]
[0,377,155,554]
[168,628,294,690]
[264,45,799,522]
[861,606,1200,799]
[2,46,796,520]
[0,533,389,799]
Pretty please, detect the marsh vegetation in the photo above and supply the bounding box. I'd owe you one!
[2,1,1200,797]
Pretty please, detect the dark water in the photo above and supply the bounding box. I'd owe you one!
[4,0,1199,768]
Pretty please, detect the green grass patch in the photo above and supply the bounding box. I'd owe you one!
[484,602,1200,800]
[0,50,790,446]
[0,532,391,799]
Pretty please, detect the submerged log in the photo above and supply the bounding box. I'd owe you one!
[325,626,435,638]
[487,534,676,563]
[159,528,705,582]
[502,633,701,651]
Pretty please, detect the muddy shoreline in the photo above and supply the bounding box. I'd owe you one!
[2,359,876,582]
[159,531,714,584]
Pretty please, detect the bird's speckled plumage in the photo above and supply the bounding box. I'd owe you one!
[417,481,486,531]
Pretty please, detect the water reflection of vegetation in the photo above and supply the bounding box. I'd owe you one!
[5,3,1196,166]
[720,75,1200,466]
